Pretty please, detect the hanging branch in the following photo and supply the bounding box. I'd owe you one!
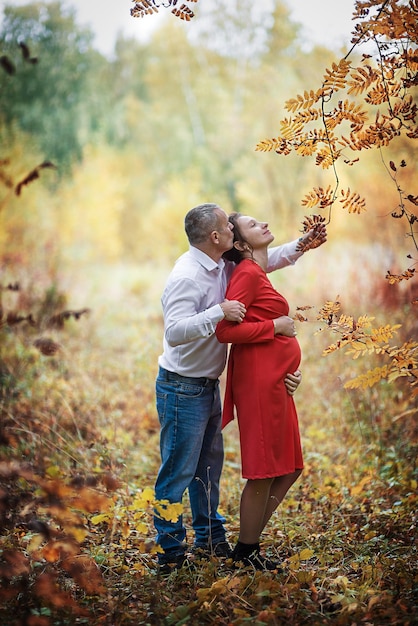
[255,0,417,279]
[130,0,199,21]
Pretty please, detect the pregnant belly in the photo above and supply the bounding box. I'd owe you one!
[273,336,301,372]
[232,337,301,382]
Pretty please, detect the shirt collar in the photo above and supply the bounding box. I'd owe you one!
[189,245,225,272]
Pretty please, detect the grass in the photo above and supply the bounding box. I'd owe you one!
[0,261,416,625]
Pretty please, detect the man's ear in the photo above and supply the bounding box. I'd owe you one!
[210,230,219,244]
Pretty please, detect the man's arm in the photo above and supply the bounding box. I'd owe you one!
[163,279,245,347]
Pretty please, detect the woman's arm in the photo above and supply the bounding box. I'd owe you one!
[216,317,274,344]
[216,314,296,344]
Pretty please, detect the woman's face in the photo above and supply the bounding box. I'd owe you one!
[236,215,275,250]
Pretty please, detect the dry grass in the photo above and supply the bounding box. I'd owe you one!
[0,258,416,625]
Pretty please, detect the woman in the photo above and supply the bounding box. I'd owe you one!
[216,213,304,571]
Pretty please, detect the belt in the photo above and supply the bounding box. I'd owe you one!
[159,367,218,387]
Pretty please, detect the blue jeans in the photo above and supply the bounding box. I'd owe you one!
[154,366,227,563]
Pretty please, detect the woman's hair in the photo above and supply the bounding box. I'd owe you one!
[185,203,222,245]
[222,212,252,264]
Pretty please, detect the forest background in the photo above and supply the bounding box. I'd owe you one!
[0,1,417,625]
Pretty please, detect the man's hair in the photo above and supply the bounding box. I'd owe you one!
[185,203,222,245]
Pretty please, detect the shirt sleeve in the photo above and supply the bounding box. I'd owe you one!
[267,239,303,271]
[163,278,224,347]
[215,265,274,344]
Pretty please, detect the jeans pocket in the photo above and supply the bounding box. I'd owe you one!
[176,382,206,398]
[156,391,167,421]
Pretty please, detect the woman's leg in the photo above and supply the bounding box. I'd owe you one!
[232,477,282,571]
[238,478,274,543]
[260,469,303,532]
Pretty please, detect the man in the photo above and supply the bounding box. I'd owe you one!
[154,203,326,573]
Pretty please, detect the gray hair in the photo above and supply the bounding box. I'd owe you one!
[184,203,222,245]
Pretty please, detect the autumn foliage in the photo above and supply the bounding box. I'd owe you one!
[256,0,418,399]
[0,0,417,624]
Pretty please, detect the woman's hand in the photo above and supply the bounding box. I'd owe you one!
[297,223,327,251]
[273,315,297,337]
[285,370,302,396]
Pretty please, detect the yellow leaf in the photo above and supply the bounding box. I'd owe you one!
[46,465,62,478]
[141,486,155,502]
[121,519,130,539]
[67,525,88,542]
[332,575,350,589]
[155,501,183,522]
[299,548,314,560]
[135,521,148,534]
[350,474,372,496]
[210,578,229,595]
[26,534,44,553]
[288,553,300,567]
[132,563,147,574]
[364,531,376,540]
[90,513,111,525]
[296,570,314,583]
[196,587,212,603]
[133,486,156,509]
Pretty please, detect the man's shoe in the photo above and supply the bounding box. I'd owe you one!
[213,541,233,558]
[158,554,186,575]
[192,541,232,559]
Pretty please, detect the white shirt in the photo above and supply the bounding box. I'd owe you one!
[158,240,303,379]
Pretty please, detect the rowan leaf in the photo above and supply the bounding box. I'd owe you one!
[347,64,379,95]
[339,188,367,213]
[301,186,334,209]
[344,365,391,389]
[385,268,416,283]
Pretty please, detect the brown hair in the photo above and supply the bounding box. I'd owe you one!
[222,212,253,264]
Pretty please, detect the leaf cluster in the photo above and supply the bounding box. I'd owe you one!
[0,462,113,620]
[308,297,418,396]
[0,280,90,359]
[256,0,418,273]
[131,0,198,21]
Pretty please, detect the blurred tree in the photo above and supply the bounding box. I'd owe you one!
[1,0,413,281]
[91,35,150,147]
[0,2,102,170]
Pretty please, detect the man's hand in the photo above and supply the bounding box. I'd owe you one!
[297,223,327,252]
[221,299,246,322]
[273,315,297,337]
[285,370,302,396]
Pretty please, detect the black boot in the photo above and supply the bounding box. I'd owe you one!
[231,541,281,572]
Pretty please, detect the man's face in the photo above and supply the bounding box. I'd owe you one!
[214,209,234,253]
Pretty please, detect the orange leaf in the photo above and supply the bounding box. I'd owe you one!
[62,555,106,595]
[0,549,30,578]
[34,572,89,615]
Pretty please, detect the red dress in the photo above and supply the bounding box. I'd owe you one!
[216,259,303,480]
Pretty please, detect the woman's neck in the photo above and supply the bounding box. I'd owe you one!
[243,249,268,271]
